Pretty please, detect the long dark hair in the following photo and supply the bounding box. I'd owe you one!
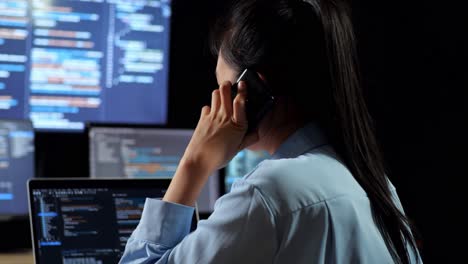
[211,0,418,263]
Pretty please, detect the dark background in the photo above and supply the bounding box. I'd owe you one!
[3,0,467,262]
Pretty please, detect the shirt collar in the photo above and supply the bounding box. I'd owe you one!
[272,122,328,159]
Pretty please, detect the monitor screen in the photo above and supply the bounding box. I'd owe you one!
[224,150,270,193]
[28,179,192,264]
[0,0,171,130]
[0,119,34,217]
[89,127,220,213]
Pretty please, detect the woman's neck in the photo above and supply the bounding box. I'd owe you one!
[255,98,308,155]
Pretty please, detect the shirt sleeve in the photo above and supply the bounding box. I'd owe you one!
[119,179,277,264]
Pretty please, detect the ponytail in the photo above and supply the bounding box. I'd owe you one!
[317,1,419,263]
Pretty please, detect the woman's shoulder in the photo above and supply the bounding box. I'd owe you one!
[238,145,368,215]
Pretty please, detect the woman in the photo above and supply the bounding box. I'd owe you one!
[120,0,421,263]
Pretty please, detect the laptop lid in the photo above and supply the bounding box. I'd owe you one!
[28,178,198,264]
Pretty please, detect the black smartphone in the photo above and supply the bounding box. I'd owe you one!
[231,69,274,133]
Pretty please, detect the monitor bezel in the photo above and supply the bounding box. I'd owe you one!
[86,122,194,141]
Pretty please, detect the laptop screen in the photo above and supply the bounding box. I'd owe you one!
[29,179,195,264]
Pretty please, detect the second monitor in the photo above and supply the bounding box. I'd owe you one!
[0,119,35,219]
[88,126,220,213]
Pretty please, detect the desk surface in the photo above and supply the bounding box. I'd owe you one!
[0,251,33,264]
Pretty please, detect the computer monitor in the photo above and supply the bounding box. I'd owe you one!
[0,0,171,130]
[0,119,35,219]
[89,126,220,213]
[224,149,270,193]
[28,178,197,264]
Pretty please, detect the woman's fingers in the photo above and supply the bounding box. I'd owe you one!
[219,81,233,116]
[201,105,210,116]
[211,89,221,113]
[233,81,248,126]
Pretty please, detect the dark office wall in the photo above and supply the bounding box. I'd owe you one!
[353,1,467,263]
[14,0,468,262]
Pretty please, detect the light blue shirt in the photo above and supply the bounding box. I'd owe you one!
[120,123,421,263]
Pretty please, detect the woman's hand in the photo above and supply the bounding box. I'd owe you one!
[181,81,254,174]
[163,81,258,206]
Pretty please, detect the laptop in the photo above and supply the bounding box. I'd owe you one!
[28,178,198,264]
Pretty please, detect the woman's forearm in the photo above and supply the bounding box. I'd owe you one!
[163,159,212,207]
